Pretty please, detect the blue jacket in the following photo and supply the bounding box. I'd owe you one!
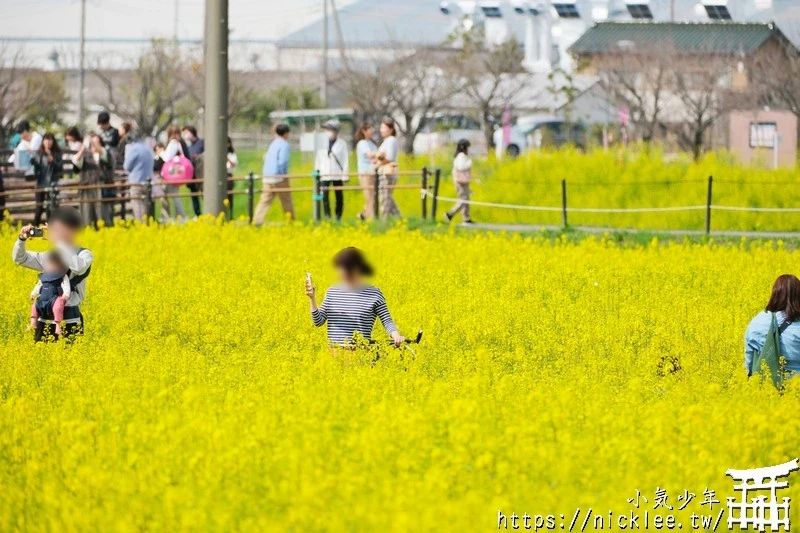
[123,141,154,184]
[263,137,290,178]
[745,311,800,373]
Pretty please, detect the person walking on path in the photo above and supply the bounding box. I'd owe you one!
[14,206,94,342]
[305,247,405,346]
[444,139,475,224]
[355,122,378,220]
[371,120,401,218]
[315,120,349,221]
[745,274,800,379]
[253,124,295,224]
[31,133,63,226]
[123,130,154,222]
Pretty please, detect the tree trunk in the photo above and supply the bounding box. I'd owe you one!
[482,108,494,150]
[402,112,416,154]
[692,128,704,162]
[402,132,415,154]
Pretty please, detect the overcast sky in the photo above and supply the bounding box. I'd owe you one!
[0,0,355,42]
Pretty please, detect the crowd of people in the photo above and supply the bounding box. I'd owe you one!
[252,118,409,223]
[5,114,229,227]
[6,113,477,227]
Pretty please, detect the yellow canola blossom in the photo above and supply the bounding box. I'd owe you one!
[0,221,799,531]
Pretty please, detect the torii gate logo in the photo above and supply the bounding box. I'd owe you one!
[726,459,799,531]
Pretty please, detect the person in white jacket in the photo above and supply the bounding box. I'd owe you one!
[445,139,475,224]
[315,120,349,221]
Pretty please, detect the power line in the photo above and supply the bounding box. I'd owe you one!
[0,36,277,44]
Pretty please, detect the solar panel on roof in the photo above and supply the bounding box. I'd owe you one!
[704,4,732,20]
[553,2,580,18]
[481,5,503,17]
[626,4,653,19]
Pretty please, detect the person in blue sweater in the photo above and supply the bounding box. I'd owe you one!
[253,124,294,224]
[745,274,800,377]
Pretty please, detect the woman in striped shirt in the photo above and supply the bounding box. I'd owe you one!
[306,247,406,346]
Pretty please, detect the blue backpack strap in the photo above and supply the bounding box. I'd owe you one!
[67,247,91,292]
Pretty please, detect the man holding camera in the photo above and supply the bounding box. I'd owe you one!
[13,206,94,342]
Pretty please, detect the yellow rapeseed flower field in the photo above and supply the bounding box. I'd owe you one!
[1,221,800,531]
[238,148,800,232]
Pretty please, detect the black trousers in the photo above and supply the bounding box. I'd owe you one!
[322,180,344,220]
[33,190,49,226]
[34,319,84,343]
[187,182,202,217]
[226,173,234,217]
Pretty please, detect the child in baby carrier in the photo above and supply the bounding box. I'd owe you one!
[29,251,71,335]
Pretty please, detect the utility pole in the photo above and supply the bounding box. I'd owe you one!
[203,0,228,216]
[670,0,675,22]
[321,0,328,105]
[78,0,86,127]
[174,0,179,42]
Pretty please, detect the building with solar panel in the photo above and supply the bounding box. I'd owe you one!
[568,18,799,161]
[275,0,799,75]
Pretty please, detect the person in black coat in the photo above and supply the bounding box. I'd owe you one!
[31,133,63,226]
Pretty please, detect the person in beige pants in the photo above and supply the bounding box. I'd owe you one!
[253,124,295,224]
[373,120,401,218]
[355,122,378,219]
[253,177,295,223]
[445,139,475,224]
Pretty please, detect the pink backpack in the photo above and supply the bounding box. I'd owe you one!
[161,142,194,184]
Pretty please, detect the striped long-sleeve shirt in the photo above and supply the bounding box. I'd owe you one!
[311,284,398,344]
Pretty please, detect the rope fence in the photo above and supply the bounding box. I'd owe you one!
[422,176,800,234]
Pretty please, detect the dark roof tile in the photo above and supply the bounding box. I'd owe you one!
[569,21,785,56]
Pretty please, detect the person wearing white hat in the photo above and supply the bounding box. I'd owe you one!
[315,120,349,221]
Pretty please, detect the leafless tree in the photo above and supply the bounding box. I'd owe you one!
[93,39,191,137]
[330,59,393,123]
[0,45,69,145]
[596,43,675,143]
[672,57,748,160]
[383,50,463,153]
[334,48,461,153]
[183,65,256,124]
[751,38,800,117]
[449,28,529,148]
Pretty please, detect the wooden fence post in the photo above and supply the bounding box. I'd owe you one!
[120,185,127,222]
[431,169,441,220]
[313,170,322,223]
[373,169,380,219]
[705,175,713,235]
[421,167,428,220]
[145,181,154,224]
[247,172,255,224]
[561,179,568,229]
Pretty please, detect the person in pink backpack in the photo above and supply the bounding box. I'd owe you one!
[159,125,193,220]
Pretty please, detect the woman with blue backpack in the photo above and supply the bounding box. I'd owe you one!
[745,274,800,385]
